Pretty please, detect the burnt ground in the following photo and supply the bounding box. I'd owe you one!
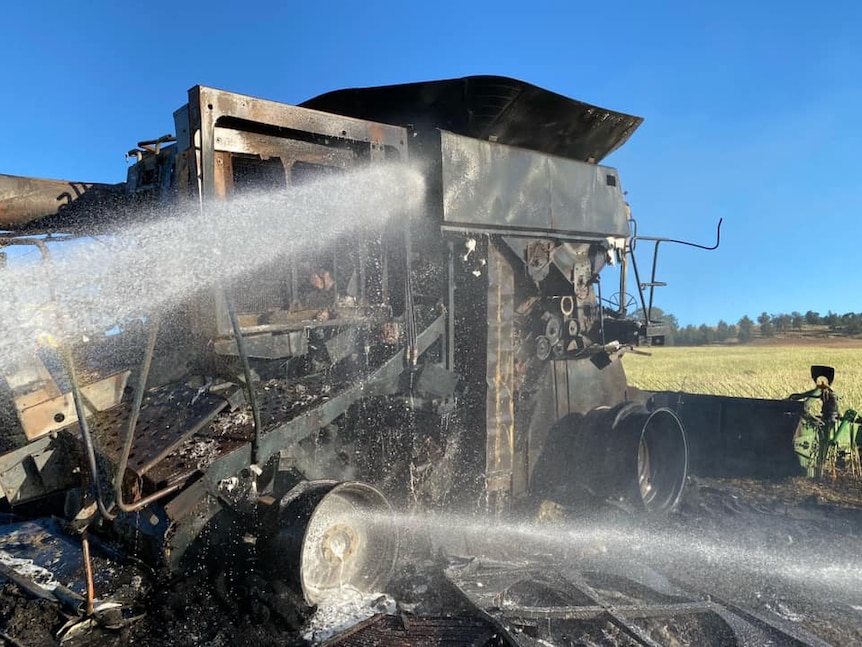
[2,476,861,646]
[639,476,862,646]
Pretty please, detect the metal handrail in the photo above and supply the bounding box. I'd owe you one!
[629,218,722,324]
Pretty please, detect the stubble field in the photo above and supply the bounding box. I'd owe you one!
[622,340,862,413]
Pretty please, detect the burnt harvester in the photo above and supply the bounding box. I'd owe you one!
[0,76,699,605]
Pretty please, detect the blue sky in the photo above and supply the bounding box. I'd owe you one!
[2,1,860,326]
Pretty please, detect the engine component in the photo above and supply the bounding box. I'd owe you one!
[535,336,551,361]
[544,314,562,345]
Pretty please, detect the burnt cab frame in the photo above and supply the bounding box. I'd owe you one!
[178,85,410,349]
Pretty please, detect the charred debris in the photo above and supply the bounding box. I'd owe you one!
[0,76,857,646]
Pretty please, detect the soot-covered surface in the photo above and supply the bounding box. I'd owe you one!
[1,476,861,646]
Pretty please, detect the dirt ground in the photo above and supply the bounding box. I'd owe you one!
[2,475,861,646]
[747,333,862,348]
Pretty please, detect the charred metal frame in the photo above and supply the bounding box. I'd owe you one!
[183,86,410,466]
[448,561,833,647]
[0,237,187,520]
[4,77,854,645]
[110,317,187,515]
[187,84,407,198]
[201,314,446,489]
[0,235,121,612]
[0,236,118,522]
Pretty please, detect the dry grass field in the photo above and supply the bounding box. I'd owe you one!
[622,339,862,414]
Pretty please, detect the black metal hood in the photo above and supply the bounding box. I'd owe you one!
[301,75,643,163]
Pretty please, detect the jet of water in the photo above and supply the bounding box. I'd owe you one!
[0,164,425,374]
[356,508,862,600]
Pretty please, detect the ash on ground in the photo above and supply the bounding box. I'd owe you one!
[2,476,862,646]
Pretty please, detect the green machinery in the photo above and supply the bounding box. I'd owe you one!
[791,365,862,478]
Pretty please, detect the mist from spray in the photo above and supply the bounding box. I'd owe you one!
[356,507,862,603]
[5,154,858,637]
[0,164,425,373]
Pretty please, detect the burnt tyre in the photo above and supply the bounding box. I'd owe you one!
[532,403,688,513]
[262,480,399,605]
[634,407,689,512]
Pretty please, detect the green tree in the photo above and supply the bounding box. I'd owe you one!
[715,320,730,342]
[758,312,774,337]
[647,307,679,345]
[698,324,715,345]
[738,315,754,343]
[791,311,805,330]
[846,317,862,335]
[772,313,791,334]
[679,324,697,346]
[805,310,821,326]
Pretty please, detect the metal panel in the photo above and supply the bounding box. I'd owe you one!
[441,131,631,239]
[16,371,130,441]
[212,128,354,167]
[650,391,806,479]
[0,434,78,504]
[173,105,191,153]
[301,75,642,163]
[553,361,569,420]
[214,330,307,359]
[0,174,122,230]
[550,357,629,419]
[565,358,628,413]
[212,150,233,199]
[188,85,408,204]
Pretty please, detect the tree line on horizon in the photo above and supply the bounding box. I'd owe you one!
[650,309,862,346]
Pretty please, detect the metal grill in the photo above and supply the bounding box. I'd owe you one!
[446,560,833,647]
[87,383,228,478]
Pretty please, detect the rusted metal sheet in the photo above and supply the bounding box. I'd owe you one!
[213,128,354,167]
[187,85,408,206]
[212,150,233,199]
[0,174,122,230]
[14,370,130,441]
[485,244,515,499]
